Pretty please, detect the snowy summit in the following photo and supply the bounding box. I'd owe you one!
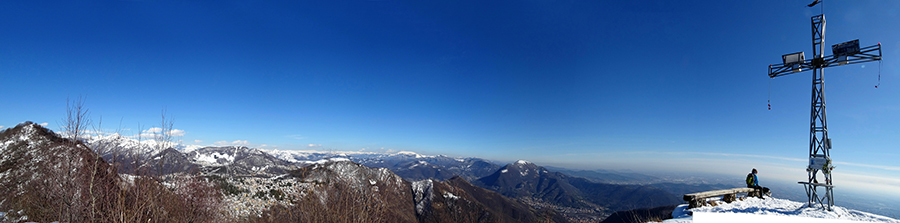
[663,197,900,223]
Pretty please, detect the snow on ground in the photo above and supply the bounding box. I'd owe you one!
[396,151,434,158]
[412,179,434,215]
[195,151,235,164]
[408,161,428,169]
[443,191,459,200]
[663,197,900,223]
[301,157,351,165]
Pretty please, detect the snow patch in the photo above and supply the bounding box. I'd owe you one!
[412,179,434,215]
[195,152,235,164]
[301,157,352,166]
[182,144,203,153]
[443,192,459,200]
[663,197,900,223]
[408,161,429,169]
[396,151,435,158]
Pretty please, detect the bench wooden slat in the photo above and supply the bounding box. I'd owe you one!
[683,187,761,209]
[683,188,757,201]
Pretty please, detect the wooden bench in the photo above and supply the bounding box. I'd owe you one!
[683,188,760,209]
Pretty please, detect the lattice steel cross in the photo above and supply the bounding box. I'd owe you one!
[766,13,882,210]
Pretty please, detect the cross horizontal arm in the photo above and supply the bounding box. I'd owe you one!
[768,44,882,78]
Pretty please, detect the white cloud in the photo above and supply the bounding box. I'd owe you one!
[834,161,900,171]
[216,140,250,146]
[0,126,5,129]
[194,139,203,143]
[166,129,185,137]
[288,134,306,140]
[307,144,322,148]
[39,122,48,127]
[134,128,185,137]
[83,129,104,134]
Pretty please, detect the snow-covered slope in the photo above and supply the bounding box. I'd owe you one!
[83,133,198,158]
[0,123,120,221]
[664,197,900,223]
[185,146,295,176]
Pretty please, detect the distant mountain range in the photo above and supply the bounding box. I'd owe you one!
[545,166,661,184]
[473,160,684,221]
[265,149,502,181]
[1,122,742,222]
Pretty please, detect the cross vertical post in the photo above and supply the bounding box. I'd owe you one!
[805,14,834,210]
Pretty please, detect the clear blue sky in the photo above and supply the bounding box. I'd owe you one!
[1,1,898,196]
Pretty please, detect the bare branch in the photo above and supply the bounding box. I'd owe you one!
[62,96,91,143]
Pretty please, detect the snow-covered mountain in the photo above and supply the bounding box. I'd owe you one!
[83,132,201,159]
[187,146,294,176]
[72,131,500,180]
[78,133,294,176]
[263,149,502,181]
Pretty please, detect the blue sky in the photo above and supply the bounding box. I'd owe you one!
[2,1,899,197]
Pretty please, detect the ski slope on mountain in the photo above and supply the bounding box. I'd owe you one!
[663,197,900,223]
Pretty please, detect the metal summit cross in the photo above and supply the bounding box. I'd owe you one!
[766,1,882,211]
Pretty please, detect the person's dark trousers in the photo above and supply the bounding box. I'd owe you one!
[749,185,770,198]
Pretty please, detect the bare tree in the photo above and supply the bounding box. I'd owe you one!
[152,108,175,176]
[86,116,126,222]
[61,96,91,143]
[88,116,103,221]
[154,108,174,152]
[56,96,92,221]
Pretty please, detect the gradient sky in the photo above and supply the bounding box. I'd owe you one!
[2,1,899,197]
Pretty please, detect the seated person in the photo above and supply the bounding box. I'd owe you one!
[746,168,771,198]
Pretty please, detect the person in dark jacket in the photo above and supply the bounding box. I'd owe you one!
[746,168,771,198]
